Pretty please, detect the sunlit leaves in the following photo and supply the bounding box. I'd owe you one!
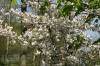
[75,5,84,16]
[85,14,95,23]
[57,4,73,17]
[40,0,49,14]
[10,0,18,7]
[88,0,100,9]
[82,0,86,1]
[57,2,62,9]
[72,36,84,49]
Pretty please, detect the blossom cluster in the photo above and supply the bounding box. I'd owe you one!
[0,7,100,65]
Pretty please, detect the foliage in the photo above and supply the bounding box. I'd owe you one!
[40,0,49,14]
[10,0,18,7]
[57,4,73,17]
[85,14,95,23]
[72,36,84,49]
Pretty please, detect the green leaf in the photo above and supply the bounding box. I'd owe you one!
[78,37,84,42]
[85,14,95,23]
[75,44,80,49]
[75,4,84,16]
[98,16,100,19]
[72,36,84,50]
[57,2,62,9]
[73,40,79,45]
[10,0,18,7]
[93,38,100,44]
[82,0,86,1]
[95,19,98,23]
[57,4,73,17]
[14,0,18,5]
[40,0,49,14]
[88,0,100,9]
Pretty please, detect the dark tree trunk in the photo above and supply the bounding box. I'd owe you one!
[20,1,27,66]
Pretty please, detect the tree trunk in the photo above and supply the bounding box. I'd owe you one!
[20,54,26,66]
[20,1,27,66]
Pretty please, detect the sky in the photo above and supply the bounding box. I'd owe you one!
[16,0,22,5]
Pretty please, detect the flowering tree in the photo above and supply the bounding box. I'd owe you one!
[0,0,100,66]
